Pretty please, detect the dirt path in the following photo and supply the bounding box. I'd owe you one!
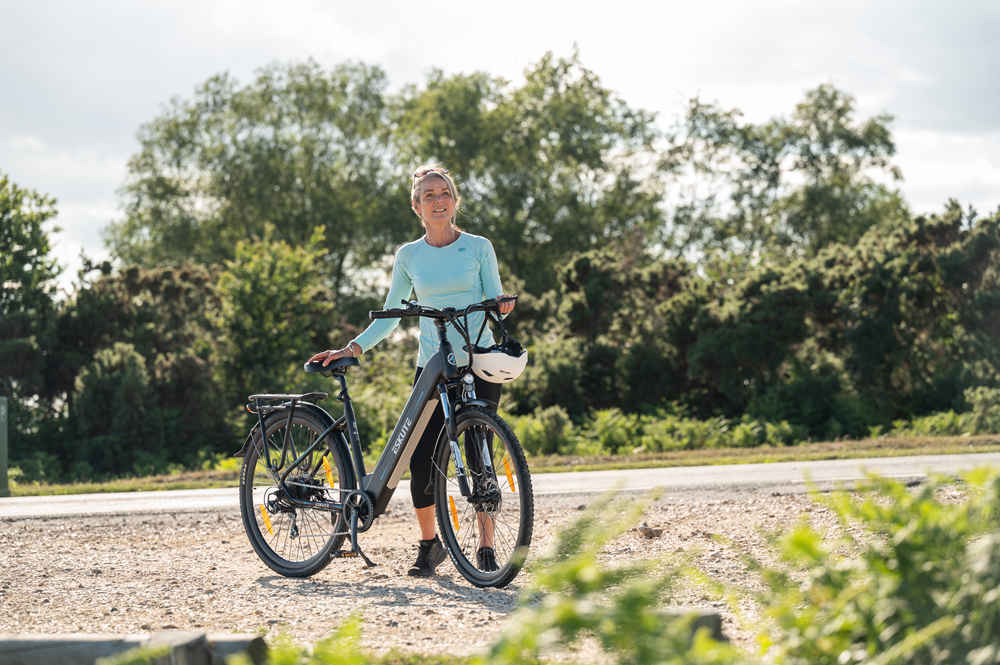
[1,488,837,657]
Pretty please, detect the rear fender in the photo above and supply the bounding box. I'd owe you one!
[232,402,355,487]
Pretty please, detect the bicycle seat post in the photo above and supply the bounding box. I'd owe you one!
[334,372,366,481]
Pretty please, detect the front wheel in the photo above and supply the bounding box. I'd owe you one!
[433,406,534,588]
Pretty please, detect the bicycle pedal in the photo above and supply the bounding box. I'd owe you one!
[333,549,377,567]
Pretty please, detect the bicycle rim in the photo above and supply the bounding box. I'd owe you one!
[434,407,533,588]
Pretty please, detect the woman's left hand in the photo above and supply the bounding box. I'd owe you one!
[498,295,516,316]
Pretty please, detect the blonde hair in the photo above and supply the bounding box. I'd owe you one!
[410,165,462,221]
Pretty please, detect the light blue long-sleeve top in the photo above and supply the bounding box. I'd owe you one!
[351,232,504,368]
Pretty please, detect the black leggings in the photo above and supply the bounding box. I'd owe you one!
[409,367,502,509]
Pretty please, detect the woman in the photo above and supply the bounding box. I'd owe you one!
[309,165,515,577]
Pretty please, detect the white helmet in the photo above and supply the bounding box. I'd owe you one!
[471,340,528,383]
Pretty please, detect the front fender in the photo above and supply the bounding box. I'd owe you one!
[457,398,495,410]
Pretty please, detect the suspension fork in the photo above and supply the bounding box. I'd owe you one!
[438,383,472,498]
[461,373,496,479]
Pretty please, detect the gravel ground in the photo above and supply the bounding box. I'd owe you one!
[0,487,842,659]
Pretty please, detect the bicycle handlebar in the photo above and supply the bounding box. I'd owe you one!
[369,296,516,322]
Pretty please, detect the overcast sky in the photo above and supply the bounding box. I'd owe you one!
[3,0,998,288]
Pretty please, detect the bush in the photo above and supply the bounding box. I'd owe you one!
[636,413,721,452]
[633,412,805,453]
[487,491,742,665]
[70,343,161,479]
[577,408,642,454]
[892,409,971,436]
[747,361,881,440]
[511,406,574,455]
[881,386,1000,438]
[505,338,586,418]
[9,451,60,484]
[966,385,1000,434]
[509,406,809,458]
[754,469,1000,665]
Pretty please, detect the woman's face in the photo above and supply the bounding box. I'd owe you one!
[412,175,456,225]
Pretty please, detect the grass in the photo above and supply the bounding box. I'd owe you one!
[527,434,1000,473]
[7,434,1000,497]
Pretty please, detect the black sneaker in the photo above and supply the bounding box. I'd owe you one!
[407,536,447,577]
[476,546,499,572]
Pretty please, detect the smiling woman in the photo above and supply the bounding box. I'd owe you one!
[308,164,517,578]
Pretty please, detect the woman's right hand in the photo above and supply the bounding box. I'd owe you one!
[309,342,361,367]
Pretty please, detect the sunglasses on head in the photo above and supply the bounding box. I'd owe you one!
[413,167,449,180]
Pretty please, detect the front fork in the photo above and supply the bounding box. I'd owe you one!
[439,372,496,499]
[439,383,471,498]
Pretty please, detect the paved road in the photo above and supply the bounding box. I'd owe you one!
[2,452,998,520]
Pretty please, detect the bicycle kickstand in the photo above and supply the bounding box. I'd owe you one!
[335,510,377,568]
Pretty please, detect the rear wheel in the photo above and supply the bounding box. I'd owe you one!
[239,410,353,577]
[433,406,533,588]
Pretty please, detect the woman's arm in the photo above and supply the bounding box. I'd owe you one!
[350,248,414,353]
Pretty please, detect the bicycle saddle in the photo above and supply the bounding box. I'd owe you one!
[303,357,360,375]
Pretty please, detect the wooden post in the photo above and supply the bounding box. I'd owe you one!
[0,632,269,665]
[0,397,8,497]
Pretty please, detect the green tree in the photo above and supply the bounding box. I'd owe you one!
[0,173,60,398]
[393,49,669,295]
[105,60,413,294]
[516,205,1000,435]
[70,343,160,479]
[106,52,674,300]
[509,248,696,417]
[670,84,908,262]
[44,262,217,400]
[16,263,236,480]
[210,225,346,408]
[811,204,1000,420]
[0,174,62,478]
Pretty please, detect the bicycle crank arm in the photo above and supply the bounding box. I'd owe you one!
[334,509,376,567]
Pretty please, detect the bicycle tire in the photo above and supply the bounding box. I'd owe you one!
[239,409,353,577]
[433,406,533,588]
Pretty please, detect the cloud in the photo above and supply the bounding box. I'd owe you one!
[2,135,126,200]
[894,129,1000,215]
[49,200,114,267]
[842,2,1000,134]
[0,135,121,289]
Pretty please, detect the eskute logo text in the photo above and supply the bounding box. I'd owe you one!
[392,417,413,455]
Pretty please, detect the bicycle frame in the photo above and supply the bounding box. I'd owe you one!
[249,316,484,521]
